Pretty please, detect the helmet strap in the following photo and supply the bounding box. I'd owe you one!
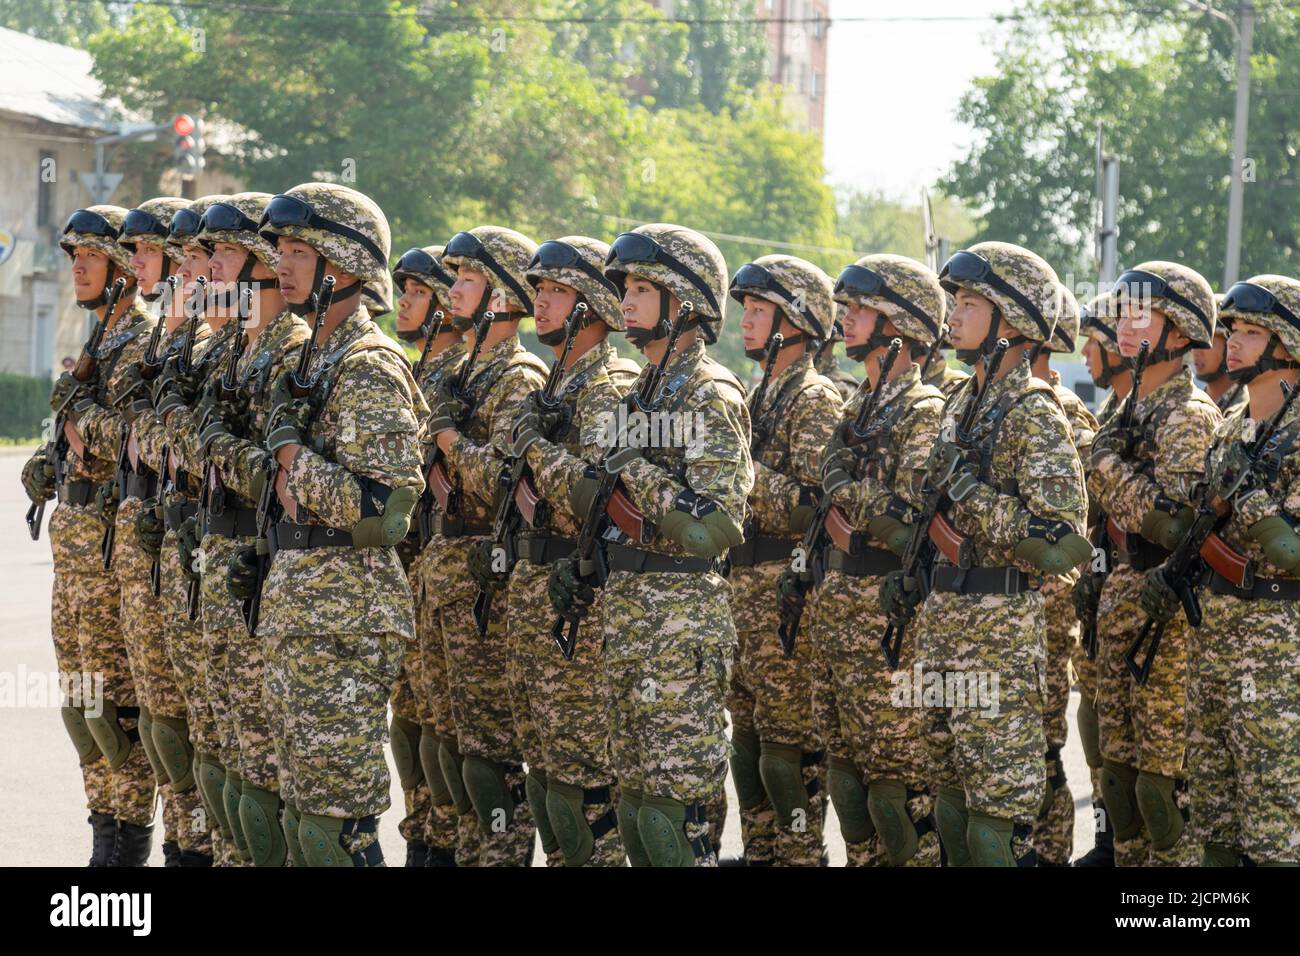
[1133,321,1192,366]
[1228,331,1300,383]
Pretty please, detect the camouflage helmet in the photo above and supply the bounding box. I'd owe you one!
[940,241,1059,344]
[167,194,229,262]
[118,198,190,264]
[196,192,278,270]
[1110,260,1216,349]
[833,253,945,347]
[729,254,834,341]
[604,223,729,336]
[60,205,135,276]
[1048,283,1081,354]
[526,236,624,330]
[1213,292,1233,336]
[441,226,538,315]
[1080,292,1120,355]
[392,245,455,314]
[1219,274,1300,363]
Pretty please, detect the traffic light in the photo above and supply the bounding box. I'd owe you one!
[173,113,205,173]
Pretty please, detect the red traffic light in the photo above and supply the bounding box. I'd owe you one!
[173,114,195,136]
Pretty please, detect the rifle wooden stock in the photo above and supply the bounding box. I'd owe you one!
[927,512,966,566]
[515,475,541,527]
[606,486,644,541]
[1199,532,1249,588]
[824,505,855,554]
[428,459,454,511]
[1106,515,1129,553]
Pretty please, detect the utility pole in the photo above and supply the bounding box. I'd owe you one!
[1095,124,1120,288]
[1223,0,1254,288]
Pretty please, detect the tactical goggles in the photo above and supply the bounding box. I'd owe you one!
[393,248,455,289]
[121,208,169,241]
[1220,281,1300,334]
[605,232,720,317]
[530,240,620,296]
[1112,269,1211,339]
[445,231,534,311]
[834,264,939,340]
[729,263,825,339]
[260,194,387,268]
[200,202,261,236]
[63,209,118,240]
[1080,305,1118,344]
[940,251,1050,340]
[168,208,203,241]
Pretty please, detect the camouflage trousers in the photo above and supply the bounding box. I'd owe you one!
[1033,573,1078,865]
[50,501,155,827]
[1096,564,1197,866]
[387,549,436,853]
[603,568,736,867]
[1190,594,1300,864]
[726,559,827,866]
[507,557,623,867]
[808,567,938,867]
[440,536,535,867]
[1070,600,1104,804]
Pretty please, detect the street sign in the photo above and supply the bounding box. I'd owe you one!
[77,171,124,204]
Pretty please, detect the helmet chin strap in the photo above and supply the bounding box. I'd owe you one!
[141,256,175,304]
[78,261,135,310]
[289,254,358,317]
[1094,350,1124,390]
[845,314,893,362]
[626,282,676,350]
[954,306,1025,364]
[213,252,278,309]
[1228,331,1300,383]
[744,313,807,362]
[1128,320,1191,367]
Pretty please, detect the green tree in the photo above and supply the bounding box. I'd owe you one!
[836,187,976,264]
[0,0,117,47]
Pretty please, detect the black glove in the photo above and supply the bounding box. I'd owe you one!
[1089,420,1135,468]
[21,451,55,504]
[227,545,261,601]
[526,389,571,436]
[94,479,119,524]
[135,498,165,559]
[776,568,811,620]
[879,570,923,630]
[548,554,597,619]
[177,514,202,583]
[468,538,510,594]
[50,371,83,413]
[1139,567,1180,624]
[1071,571,1100,624]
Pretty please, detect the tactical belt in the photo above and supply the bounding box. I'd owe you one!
[205,507,258,539]
[826,545,901,577]
[727,535,796,567]
[605,541,717,575]
[517,534,577,566]
[931,565,1034,596]
[1206,570,1300,601]
[430,513,491,539]
[163,500,198,531]
[269,521,353,556]
[57,479,97,507]
[1109,528,1171,572]
[123,473,158,501]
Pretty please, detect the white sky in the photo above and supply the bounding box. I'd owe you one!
[823,0,1020,200]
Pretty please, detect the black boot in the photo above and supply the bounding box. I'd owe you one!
[110,822,155,867]
[88,813,117,867]
[425,845,456,867]
[162,841,181,867]
[178,849,214,867]
[405,841,430,867]
[1073,801,1115,867]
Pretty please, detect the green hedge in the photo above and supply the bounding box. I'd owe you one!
[0,372,50,441]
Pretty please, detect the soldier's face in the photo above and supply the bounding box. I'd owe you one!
[622,275,677,329]
[1082,335,1107,383]
[533,278,579,332]
[842,302,884,347]
[451,264,500,317]
[209,241,251,292]
[129,244,165,295]
[948,289,996,350]
[739,295,781,350]
[1192,333,1228,378]
[71,246,108,298]
[396,279,434,332]
[1118,304,1186,357]
[179,243,211,298]
[1227,319,1273,372]
[275,237,317,305]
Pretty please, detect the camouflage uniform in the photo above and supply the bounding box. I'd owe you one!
[926,358,971,400]
[1089,261,1221,867]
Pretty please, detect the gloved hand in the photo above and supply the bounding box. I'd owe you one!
[154,356,203,418]
[351,485,419,547]
[526,389,571,436]
[1015,531,1093,573]
[868,514,912,556]
[121,394,155,427]
[177,514,202,583]
[510,410,546,459]
[1248,515,1300,573]
[776,567,811,618]
[925,439,966,492]
[468,538,510,593]
[1139,567,1180,623]
[135,497,165,559]
[604,443,643,475]
[820,444,857,496]
[110,364,150,411]
[1088,421,1135,469]
[49,371,84,413]
[1206,440,1253,504]
[879,570,923,629]
[568,466,601,522]
[549,554,596,619]
[227,545,261,601]
[1071,571,1101,623]
[265,371,314,451]
[428,379,469,437]
[94,479,119,523]
[21,451,55,504]
[1139,504,1195,551]
[199,416,231,455]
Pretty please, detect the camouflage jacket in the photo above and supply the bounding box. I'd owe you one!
[830,363,945,533]
[67,301,153,482]
[942,360,1087,568]
[259,305,428,638]
[132,317,213,477]
[1216,382,1249,418]
[747,353,841,536]
[926,359,970,401]
[524,339,640,537]
[163,320,244,494]
[1089,368,1221,534]
[1048,369,1100,459]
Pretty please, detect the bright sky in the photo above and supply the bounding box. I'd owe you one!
[823,0,1020,200]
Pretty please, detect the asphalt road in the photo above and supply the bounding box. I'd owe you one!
[0,446,1096,866]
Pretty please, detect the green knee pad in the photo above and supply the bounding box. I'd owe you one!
[388,715,423,791]
[827,755,875,845]
[196,756,231,838]
[282,803,306,867]
[637,794,705,868]
[546,780,596,867]
[618,790,651,867]
[868,779,918,866]
[419,728,452,806]
[239,784,287,867]
[758,741,809,827]
[223,771,251,860]
[297,813,355,867]
[934,786,972,867]
[61,705,102,764]
[1203,842,1243,867]
[150,714,195,792]
[84,701,136,771]
[1076,694,1103,770]
[966,812,1018,867]
[729,730,766,812]
[525,770,559,854]
[462,755,514,832]
[1100,760,1142,843]
[1135,771,1186,851]
[137,707,166,784]
[436,737,473,815]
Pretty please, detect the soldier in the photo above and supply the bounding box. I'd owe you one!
[1193,306,1248,415]
[814,316,859,402]
[1026,286,1099,866]
[884,242,1089,866]
[1088,261,1221,867]
[549,223,754,866]
[426,226,547,866]
[388,244,463,866]
[1141,274,1300,866]
[22,206,155,864]
[723,255,841,866]
[809,254,946,867]
[493,236,640,866]
[924,323,971,399]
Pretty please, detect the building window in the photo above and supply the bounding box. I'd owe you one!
[38,150,55,227]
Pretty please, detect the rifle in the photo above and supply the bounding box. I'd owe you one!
[881,337,1010,669]
[550,301,694,660]
[26,277,126,541]
[242,275,335,635]
[747,332,785,456]
[1124,378,1300,685]
[472,302,587,634]
[776,338,904,656]
[1080,340,1150,659]
[413,310,446,382]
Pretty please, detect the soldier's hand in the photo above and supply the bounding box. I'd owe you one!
[1071,571,1100,623]
[468,538,509,593]
[135,497,165,559]
[177,515,202,583]
[820,442,856,496]
[1205,440,1253,504]
[526,389,571,436]
[227,545,260,601]
[924,439,966,492]
[49,371,83,413]
[880,570,923,628]
[776,567,810,613]
[1139,567,1180,623]
[510,410,547,459]
[110,363,150,412]
[1088,422,1134,469]
[94,479,119,523]
[548,554,596,619]
[21,450,55,504]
